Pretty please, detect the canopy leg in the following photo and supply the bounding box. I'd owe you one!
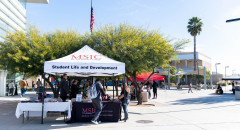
[41,73,46,124]
[123,74,126,103]
[113,74,115,100]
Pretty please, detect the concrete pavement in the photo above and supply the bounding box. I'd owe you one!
[1,86,240,130]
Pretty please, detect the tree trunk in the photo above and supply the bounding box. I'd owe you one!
[115,80,119,96]
[42,75,59,98]
[136,86,143,105]
[194,35,197,85]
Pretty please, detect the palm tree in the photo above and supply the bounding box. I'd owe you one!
[187,17,203,84]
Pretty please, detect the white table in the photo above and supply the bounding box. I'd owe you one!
[15,101,71,123]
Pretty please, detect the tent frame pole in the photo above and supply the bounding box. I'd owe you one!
[112,73,115,100]
[123,73,126,103]
[41,73,46,124]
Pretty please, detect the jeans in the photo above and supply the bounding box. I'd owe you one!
[148,91,151,99]
[32,87,35,91]
[21,88,27,96]
[92,98,103,121]
[122,99,130,119]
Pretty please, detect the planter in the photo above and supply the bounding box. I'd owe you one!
[235,91,240,100]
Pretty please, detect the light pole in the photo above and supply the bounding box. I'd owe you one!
[215,63,221,86]
[225,66,229,92]
[196,61,200,84]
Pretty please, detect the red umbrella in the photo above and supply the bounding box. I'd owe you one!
[127,72,165,81]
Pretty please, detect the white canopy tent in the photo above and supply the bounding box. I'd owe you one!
[41,45,126,124]
[44,45,125,76]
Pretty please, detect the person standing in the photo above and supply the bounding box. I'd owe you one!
[60,74,70,102]
[188,83,193,93]
[70,80,79,98]
[83,81,90,97]
[117,83,130,121]
[8,80,15,96]
[19,79,27,97]
[36,79,42,88]
[152,81,158,99]
[146,82,152,99]
[32,81,35,92]
[91,79,106,125]
[232,81,235,94]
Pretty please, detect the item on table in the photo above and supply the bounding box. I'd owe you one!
[44,98,57,102]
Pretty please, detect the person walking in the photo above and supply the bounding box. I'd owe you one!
[19,79,27,97]
[152,81,158,99]
[32,81,35,92]
[91,79,106,125]
[117,83,130,121]
[188,83,193,93]
[60,74,70,102]
[8,80,15,96]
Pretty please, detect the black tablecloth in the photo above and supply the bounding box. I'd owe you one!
[71,101,122,122]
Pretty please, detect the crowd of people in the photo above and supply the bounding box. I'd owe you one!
[129,81,162,100]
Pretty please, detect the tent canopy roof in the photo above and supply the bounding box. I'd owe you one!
[44,45,125,77]
[128,72,165,81]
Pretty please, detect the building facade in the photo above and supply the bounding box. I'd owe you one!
[169,52,212,84]
[0,0,49,96]
[170,52,212,73]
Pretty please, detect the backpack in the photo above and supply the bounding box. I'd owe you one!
[88,83,98,99]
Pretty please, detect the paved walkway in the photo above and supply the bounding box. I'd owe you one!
[1,86,240,130]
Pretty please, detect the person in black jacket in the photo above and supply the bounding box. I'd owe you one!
[152,81,158,99]
[60,74,70,102]
[70,80,79,98]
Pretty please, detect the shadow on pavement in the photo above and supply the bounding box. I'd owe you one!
[170,93,236,105]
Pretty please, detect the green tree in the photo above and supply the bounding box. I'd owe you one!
[0,26,83,97]
[86,24,188,104]
[0,24,188,104]
[187,17,203,84]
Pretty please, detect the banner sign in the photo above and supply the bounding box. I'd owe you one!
[71,101,121,122]
[44,45,125,76]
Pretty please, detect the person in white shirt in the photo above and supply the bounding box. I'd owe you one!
[8,80,15,96]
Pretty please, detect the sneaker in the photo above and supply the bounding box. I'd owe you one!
[91,120,98,125]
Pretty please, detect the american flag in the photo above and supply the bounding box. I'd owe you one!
[90,5,95,32]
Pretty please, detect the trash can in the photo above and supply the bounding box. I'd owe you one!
[235,91,240,100]
[142,91,148,102]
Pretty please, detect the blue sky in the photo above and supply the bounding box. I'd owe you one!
[26,0,240,75]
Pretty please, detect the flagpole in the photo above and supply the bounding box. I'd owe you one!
[90,0,92,34]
